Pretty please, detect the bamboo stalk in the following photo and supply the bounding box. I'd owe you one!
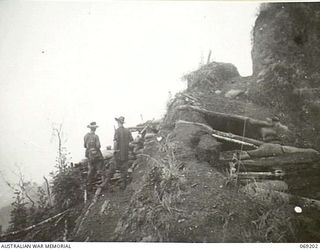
[211,133,259,148]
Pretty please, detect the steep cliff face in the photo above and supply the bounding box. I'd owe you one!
[250,3,320,148]
[110,4,320,242]
[252,3,320,76]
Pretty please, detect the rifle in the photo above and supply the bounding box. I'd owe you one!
[139,118,155,136]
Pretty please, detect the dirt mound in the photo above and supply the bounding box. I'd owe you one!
[183,62,240,91]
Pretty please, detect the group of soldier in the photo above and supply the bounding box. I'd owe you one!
[83,116,133,191]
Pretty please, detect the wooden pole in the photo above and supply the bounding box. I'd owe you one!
[207,50,212,64]
[211,133,260,148]
[177,105,272,128]
[176,120,264,147]
[43,176,52,207]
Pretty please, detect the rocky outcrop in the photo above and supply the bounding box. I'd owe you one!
[250,3,320,148]
[252,3,320,77]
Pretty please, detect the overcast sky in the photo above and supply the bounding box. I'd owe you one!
[0,1,259,184]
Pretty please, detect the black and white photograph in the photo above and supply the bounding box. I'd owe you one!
[0,0,319,246]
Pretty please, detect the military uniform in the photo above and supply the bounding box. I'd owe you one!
[114,117,133,189]
[84,123,103,188]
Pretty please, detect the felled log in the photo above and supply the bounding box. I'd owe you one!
[99,200,110,215]
[176,120,263,148]
[177,105,272,128]
[221,145,320,172]
[74,177,109,237]
[246,143,319,159]
[0,209,70,241]
[236,170,285,179]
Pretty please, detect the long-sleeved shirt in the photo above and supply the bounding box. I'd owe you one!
[114,127,133,161]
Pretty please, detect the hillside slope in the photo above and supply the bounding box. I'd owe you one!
[70,3,320,243]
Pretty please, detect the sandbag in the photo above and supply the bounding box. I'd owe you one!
[244,180,288,192]
[144,133,156,140]
[224,89,244,98]
[247,143,283,158]
[102,149,114,159]
[282,146,319,155]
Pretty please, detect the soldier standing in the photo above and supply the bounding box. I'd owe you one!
[84,122,103,189]
[113,116,133,189]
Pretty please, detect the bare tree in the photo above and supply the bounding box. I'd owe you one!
[43,176,52,207]
[16,170,35,207]
[51,123,70,171]
[4,166,37,208]
[207,50,212,64]
[51,123,63,169]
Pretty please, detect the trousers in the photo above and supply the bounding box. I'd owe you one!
[87,159,103,186]
[116,160,129,189]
